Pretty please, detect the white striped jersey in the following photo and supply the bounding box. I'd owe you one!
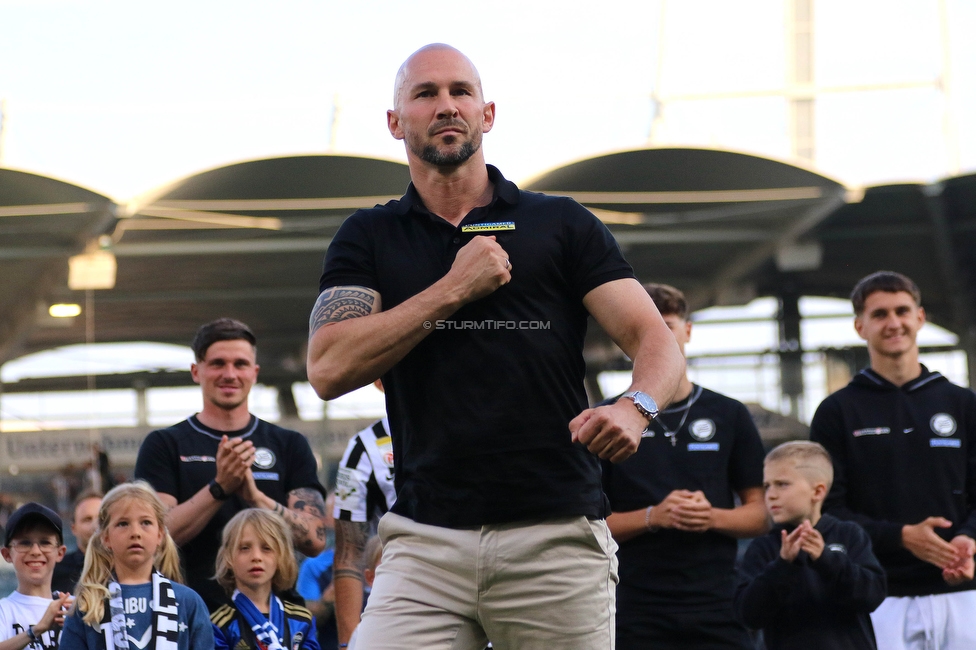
[333,417,397,524]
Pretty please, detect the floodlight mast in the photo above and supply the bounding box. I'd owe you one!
[647,0,954,174]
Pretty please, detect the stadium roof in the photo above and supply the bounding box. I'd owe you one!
[2,148,975,394]
[1,155,412,394]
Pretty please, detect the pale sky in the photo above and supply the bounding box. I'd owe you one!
[1,0,974,200]
[2,0,975,428]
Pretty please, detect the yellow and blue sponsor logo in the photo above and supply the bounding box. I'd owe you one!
[461,221,515,233]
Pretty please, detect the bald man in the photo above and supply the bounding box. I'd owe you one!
[307,44,684,650]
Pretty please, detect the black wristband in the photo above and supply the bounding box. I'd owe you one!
[209,479,229,500]
[26,625,39,644]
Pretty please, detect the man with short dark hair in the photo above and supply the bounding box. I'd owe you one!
[602,283,769,649]
[51,490,102,594]
[307,44,684,649]
[135,318,328,611]
[811,270,976,649]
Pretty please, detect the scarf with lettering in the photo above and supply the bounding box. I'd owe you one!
[100,571,181,650]
[232,589,285,650]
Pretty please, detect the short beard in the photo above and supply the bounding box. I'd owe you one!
[418,140,478,167]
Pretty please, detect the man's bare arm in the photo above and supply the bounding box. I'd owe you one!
[307,236,511,400]
[333,519,371,644]
[237,474,329,556]
[159,490,226,546]
[283,487,329,556]
[571,278,685,462]
[709,486,770,538]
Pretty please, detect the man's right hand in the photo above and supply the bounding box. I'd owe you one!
[444,235,511,303]
[902,517,958,568]
[214,435,255,494]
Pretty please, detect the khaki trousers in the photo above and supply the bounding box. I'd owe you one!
[355,512,619,650]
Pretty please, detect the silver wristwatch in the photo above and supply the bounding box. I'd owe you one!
[620,390,659,423]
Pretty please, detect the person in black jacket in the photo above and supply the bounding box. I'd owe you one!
[736,441,886,650]
[810,271,976,650]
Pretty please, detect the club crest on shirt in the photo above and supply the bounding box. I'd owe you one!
[930,413,956,437]
[689,419,716,441]
[827,543,846,554]
[377,437,395,468]
[253,447,276,469]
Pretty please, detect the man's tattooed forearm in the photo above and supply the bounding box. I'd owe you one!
[291,488,327,517]
[334,568,365,582]
[286,488,327,549]
[309,287,378,336]
[335,520,370,570]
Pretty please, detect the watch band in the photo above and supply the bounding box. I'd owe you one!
[209,479,229,500]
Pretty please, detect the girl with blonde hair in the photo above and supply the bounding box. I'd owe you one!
[60,481,214,649]
[210,509,319,650]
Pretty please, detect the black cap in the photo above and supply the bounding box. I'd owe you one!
[3,503,63,546]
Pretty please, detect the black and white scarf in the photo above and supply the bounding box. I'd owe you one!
[100,571,181,650]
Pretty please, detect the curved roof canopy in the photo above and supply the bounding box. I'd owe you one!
[2,156,412,390]
[0,169,116,364]
[3,149,975,394]
[526,148,849,309]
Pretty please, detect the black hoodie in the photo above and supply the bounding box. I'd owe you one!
[810,366,976,596]
[735,514,886,650]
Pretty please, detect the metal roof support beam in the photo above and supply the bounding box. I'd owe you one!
[923,186,976,386]
[704,187,847,305]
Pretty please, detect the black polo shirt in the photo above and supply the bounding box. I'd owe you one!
[602,386,766,613]
[320,165,634,528]
[135,415,325,609]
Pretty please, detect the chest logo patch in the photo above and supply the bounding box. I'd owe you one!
[827,543,847,554]
[253,447,276,469]
[461,221,515,233]
[377,437,395,468]
[689,419,716,441]
[930,413,957,437]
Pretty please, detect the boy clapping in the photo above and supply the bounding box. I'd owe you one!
[735,442,887,649]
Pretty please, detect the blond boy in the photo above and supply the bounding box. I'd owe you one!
[735,442,887,650]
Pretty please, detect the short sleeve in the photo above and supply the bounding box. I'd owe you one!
[283,432,326,498]
[334,435,373,522]
[184,588,216,649]
[296,552,333,601]
[0,602,11,641]
[728,402,766,492]
[319,211,379,293]
[135,429,179,499]
[562,199,634,299]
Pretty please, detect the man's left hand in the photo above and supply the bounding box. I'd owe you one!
[569,400,648,462]
[671,491,713,533]
[943,535,976,585]
[237,470,265,507]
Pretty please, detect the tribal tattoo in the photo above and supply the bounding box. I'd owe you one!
[309,286,379,336]
[334,520,371,581]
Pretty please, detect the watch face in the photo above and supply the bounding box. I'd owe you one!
[634,392,658,417]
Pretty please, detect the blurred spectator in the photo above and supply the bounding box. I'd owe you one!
[298,492,337,650]
[52,490,102,594]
